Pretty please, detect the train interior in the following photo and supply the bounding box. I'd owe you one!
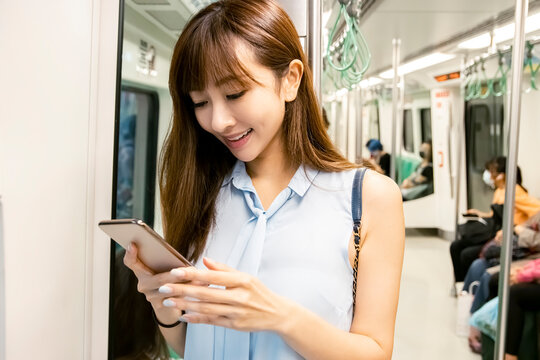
[113,0,540,358]
[3,0,540,359]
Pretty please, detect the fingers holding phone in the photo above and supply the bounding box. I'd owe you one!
[123,243,210,324]
[123,243,186,322]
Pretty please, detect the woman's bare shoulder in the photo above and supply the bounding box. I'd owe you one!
[362,170,402,208]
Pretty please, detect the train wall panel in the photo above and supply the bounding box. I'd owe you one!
[517,89,540,198]
[0,0,94,358]
[431,87,458,233]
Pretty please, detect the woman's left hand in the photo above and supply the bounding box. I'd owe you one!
[160,257,290,332]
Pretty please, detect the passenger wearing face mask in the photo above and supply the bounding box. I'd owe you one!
[365,139,391,176]
[451,157,540,282]
[400,141,434,200]
[467,157,539,224]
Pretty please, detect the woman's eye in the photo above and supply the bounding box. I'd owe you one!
[226,90,246,100]
[193,101,208,108]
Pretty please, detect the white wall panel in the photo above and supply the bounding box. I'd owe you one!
[277,0,308,37]
[518,89,540,199]
[0,0,119,359]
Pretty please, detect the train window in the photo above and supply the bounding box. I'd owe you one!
[403,109,414,153]
[115,87,159,226]
[420,108,432,143]
[369,101,380,140]
[469,104,492,172]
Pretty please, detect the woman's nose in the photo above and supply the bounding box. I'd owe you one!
[210,106,236,134]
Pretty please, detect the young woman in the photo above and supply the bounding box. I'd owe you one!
[123,1,404,359]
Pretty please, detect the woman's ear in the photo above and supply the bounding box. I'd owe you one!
[281,59,304,102]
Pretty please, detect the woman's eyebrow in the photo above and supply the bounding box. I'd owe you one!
[216,75,249,87]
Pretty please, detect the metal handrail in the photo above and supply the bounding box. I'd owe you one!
[494,0,529,358]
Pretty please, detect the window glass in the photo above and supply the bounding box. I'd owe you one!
[420,108,432,143]
[403,109,414,153]
[116,87,159,226]
[369,101,380,140]
[470,104,491,172]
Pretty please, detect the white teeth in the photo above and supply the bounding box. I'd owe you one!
[230,129,252,141]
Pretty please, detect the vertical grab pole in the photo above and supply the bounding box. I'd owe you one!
[357,87,364,162]
[494,1,528,359]
[390,38,401,181]
[454,57,466,246]
[308,0,322,103]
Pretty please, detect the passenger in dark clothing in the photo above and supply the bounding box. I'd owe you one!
[365,139,391,176]
[400,141,433,200]
[505,282,540,359]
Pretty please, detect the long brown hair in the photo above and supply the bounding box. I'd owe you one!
[160,0,358,261]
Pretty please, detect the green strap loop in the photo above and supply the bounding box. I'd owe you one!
[490,50,511,97]
[525,41,539,91]
[478,58,490,99]
[325,2,371,89]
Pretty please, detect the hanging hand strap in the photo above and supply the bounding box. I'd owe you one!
[351,168,368,312]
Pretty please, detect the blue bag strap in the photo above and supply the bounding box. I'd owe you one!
[352,168,368,240]
[351,167,368,311]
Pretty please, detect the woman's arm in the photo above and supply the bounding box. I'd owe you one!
[465,208,493,218]
[276,171,405,360]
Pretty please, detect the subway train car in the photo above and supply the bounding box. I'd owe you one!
[2,0,540,359]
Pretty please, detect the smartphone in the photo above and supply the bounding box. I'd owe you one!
[462,213,478,217]
[98,218,193,273]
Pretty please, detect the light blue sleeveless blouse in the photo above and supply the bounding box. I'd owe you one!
[184,161,358,360]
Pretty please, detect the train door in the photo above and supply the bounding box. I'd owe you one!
[110,85,161,358]
[464,96,505,211]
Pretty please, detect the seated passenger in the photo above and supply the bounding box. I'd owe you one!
[465,209,540,354]
[504,282,540,360]
[451,157,540,282]
[364,139,391,176]
[400,141,433,200]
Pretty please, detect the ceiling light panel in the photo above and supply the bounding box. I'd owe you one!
[133,0,170,4]
[379,53,456,79]
[147,10,186,31]
[458,12,540,49]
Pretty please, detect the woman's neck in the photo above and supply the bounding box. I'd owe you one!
[246,147,295,183]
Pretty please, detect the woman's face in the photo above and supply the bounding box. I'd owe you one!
[491,169,506,188]
[189,42,301,163]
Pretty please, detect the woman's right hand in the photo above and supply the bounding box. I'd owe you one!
[123,243,187,325]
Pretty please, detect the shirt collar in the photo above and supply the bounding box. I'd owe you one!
[223,160,319,198]
[288,165,319,197]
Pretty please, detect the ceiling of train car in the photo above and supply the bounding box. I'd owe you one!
[357,0,515,76]
[126,0,530,87]
[126,0,213,42]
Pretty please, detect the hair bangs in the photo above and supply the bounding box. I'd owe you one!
[179,23,256,94]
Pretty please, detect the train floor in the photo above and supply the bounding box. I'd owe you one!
[392,234,480,360]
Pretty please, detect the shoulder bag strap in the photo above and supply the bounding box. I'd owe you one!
[352,168,368,312]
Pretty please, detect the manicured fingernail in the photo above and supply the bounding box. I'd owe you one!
[171,268,185,277]
[162,299,176,307]
[158,285,172,294]
[127,243,132,252]
[179,315,190,323]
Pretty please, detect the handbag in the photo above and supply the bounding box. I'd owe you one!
[482,235,530,267]
[458,217,497,245]
[456,281,480,336]
[351,168,368,311]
